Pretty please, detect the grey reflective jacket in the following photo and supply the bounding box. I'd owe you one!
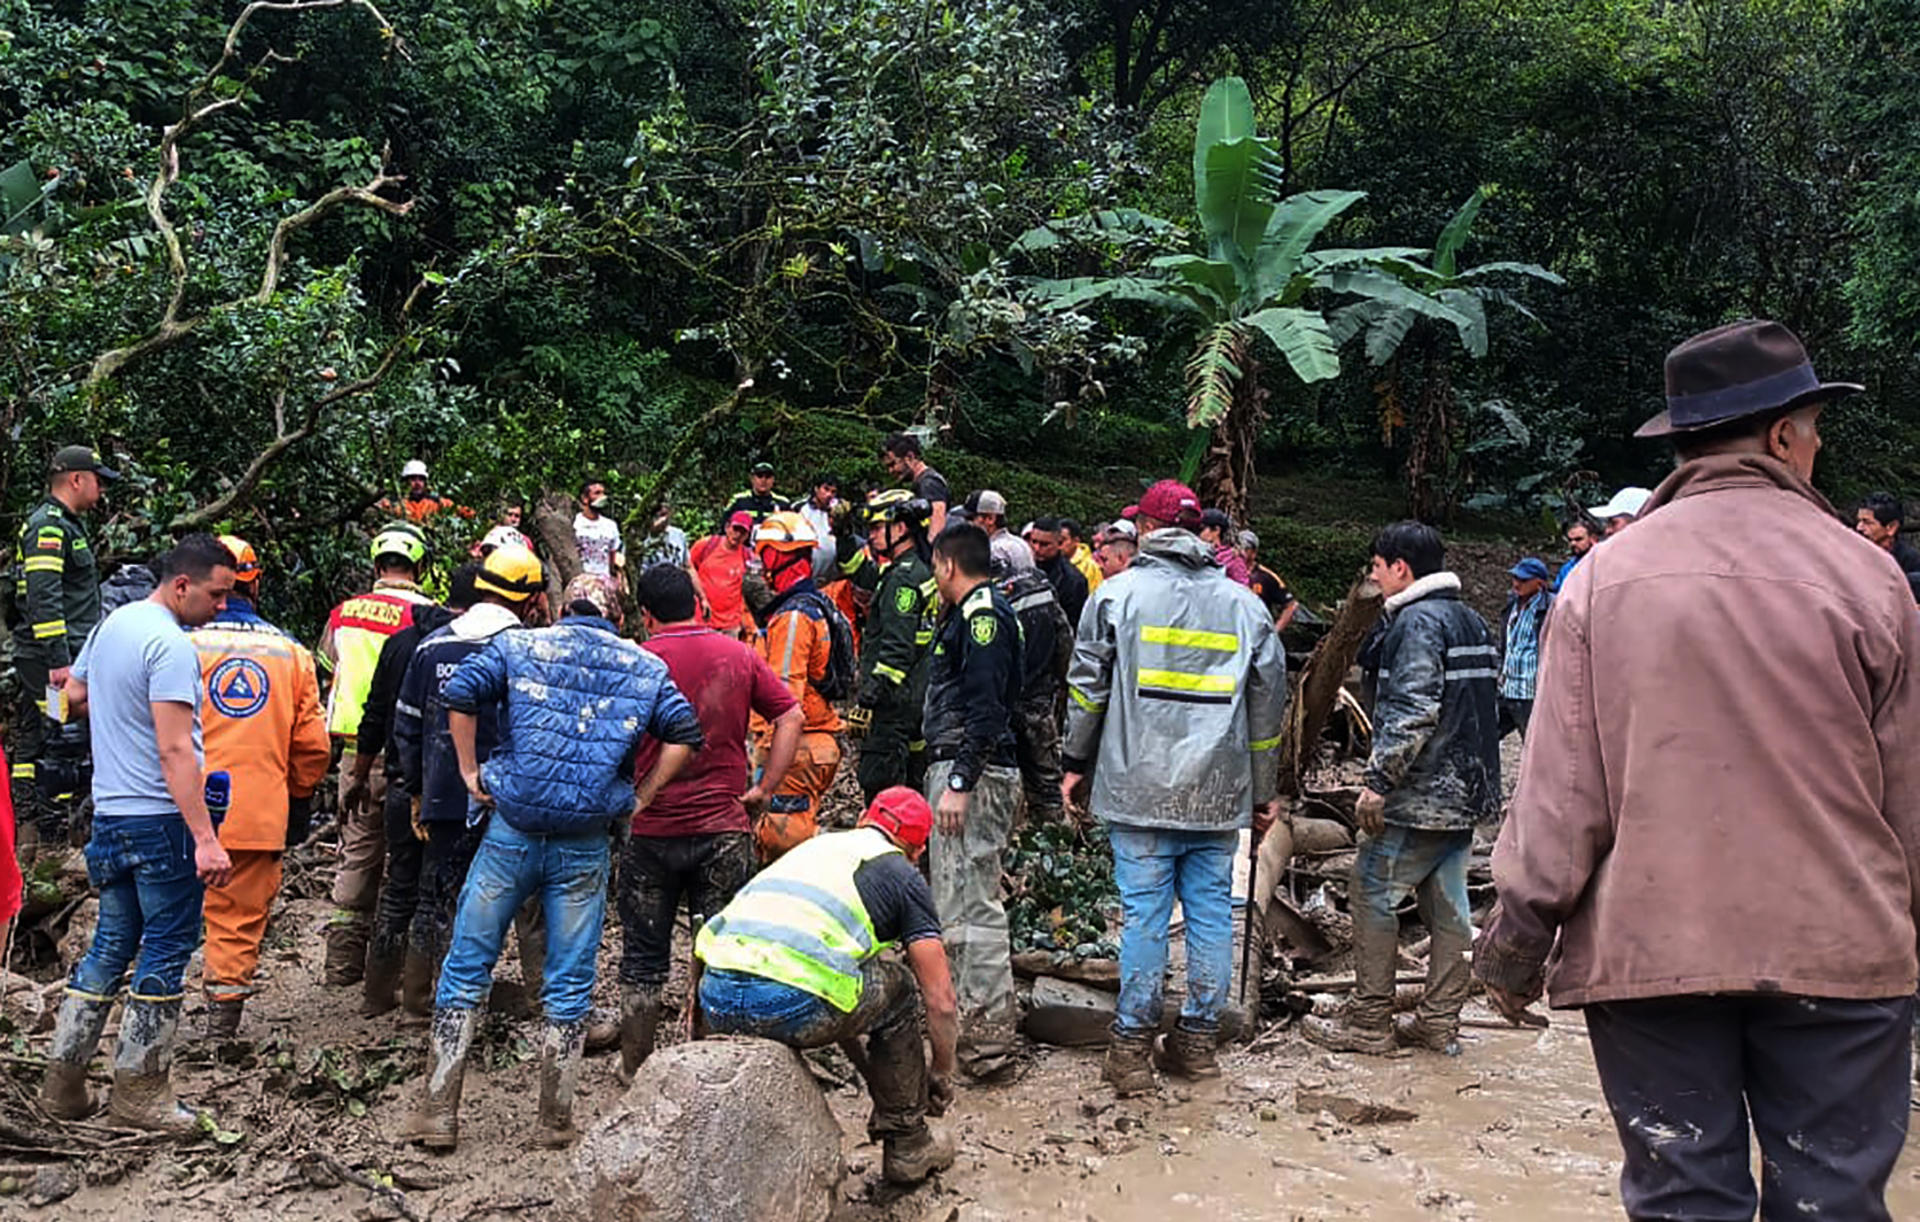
[1062,530,1288,831]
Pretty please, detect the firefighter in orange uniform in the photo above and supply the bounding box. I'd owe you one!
[750,512,845,860]
[192,537,331,1036]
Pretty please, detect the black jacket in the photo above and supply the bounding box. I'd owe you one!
[1038,553,1089,629]
[1002,569,1071,703]
[922,579,1021,788]
[357,605,458,776]
[1361,572,1501,830]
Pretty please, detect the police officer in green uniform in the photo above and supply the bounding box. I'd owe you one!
[721,461,782,526]
[921,521,1024,1082]
[8,445,118,851]
[847,491,937,801]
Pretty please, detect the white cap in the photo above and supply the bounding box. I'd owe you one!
[975,490,1008,516]
[402,459,429,479]
[480,525,530,553]
[1589,486,1652,520]
[1101,519,1139,542]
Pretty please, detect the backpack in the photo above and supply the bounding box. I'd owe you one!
[798,590,858,702]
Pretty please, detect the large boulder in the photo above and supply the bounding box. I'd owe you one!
[575,1036,844,1222]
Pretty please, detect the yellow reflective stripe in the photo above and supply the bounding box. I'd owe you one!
[1250,735,1281,752]
[64,986,116,1003]
[872,662,906,683]
[31,619,66,639]
[1137,668,1236,694]
[10,763,33,778]
[1068,685,1105,712]
[908,739,926,752]
[1141,625,1239,652]
[128,990,187,1003]
[21,556,63,573]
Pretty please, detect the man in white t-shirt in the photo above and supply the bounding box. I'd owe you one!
[573,478,625,580]
[39,534,236,1133]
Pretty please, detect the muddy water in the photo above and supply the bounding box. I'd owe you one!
[856,1008,1920,1221]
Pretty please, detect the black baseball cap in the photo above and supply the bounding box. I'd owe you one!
[751,461,775,476]
[1200,507,1232,530]
[51,445,121,481]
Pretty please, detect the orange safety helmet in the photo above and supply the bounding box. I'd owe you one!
[752,510,819,553]
[218,535,261,580]
[860,786,934,855]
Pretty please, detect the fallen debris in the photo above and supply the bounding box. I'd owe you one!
[1295,1090,1419,1125]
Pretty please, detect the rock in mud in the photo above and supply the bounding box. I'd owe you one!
[1293,1089,1418,1125]
[575,1035,843,1222]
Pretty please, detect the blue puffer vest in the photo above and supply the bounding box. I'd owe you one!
[441,616,702,835]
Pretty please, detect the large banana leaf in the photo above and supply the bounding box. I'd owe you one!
[1027,275,1210,318]
[1364,305,1419,367]
[1300,246,1430,277]
[1437,286,1490,357]
[1148,254,1240,315]
[1194,76,1258,211]
[1198,137,1281,272]
[1455,260,1565,284]
[1241,307,1340,384]
[1323,268,1472,329]
[1434,186,1491,279]
[1184,322,1244,428]
[1328,298,1390,348]
[1250,189,1366,303]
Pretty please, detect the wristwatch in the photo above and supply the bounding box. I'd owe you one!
[948,772,969,793]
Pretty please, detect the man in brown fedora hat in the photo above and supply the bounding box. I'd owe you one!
[1474,319,1920,1220]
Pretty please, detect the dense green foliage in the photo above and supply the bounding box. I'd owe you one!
[3,0,1915,624]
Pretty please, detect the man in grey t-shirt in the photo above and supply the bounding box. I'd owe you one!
[39,535,236,1133]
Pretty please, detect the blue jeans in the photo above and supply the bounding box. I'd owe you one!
[1108,825,1237,1038]
[1350,824,1473,1025]
[72,816,203,1001]
[435,818,610,1023]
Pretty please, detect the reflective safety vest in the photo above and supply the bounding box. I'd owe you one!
[696,827,900,1012]
[321,583,433,738]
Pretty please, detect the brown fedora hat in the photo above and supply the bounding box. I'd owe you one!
[1636,319,1863,438]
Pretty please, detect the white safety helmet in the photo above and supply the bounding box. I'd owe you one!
[402,458,430,480]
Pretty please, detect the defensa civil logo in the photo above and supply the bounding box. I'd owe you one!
[208,657,271,718]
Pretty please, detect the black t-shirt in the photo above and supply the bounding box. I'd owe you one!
[1249,564,1295,617]
[854,852,942,946]
[912,467,950,508]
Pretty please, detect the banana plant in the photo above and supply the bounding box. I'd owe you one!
[1020,76,1465,519]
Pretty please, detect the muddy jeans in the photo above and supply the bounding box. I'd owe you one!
[857,700,926,804]
[1586,994,1913,1221]
[926,759,1021,1077]
[436,818,610,1023]
[1012,686,1064,820]
[700,956,930,1140]
[72,815,203,1001]
[330,748,386,918]
[616,831,756,989]
[1109,825,1236,1037]
[1349,824,1472,1029]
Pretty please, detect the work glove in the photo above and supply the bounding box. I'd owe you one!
[845,704,873,739]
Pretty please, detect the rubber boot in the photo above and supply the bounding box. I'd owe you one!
[1152,1024,1222,1080]
[203,995,245,1040]
[399,950,435,1028]
[882,1124,956,1184]
[1303,881,1399,1055]
[534,1018,587,1149]
[108,998,199,1134]
[323,910,370,988]
[361,945,403,1018]
[617,986,662,1085]
[409,1008,477,1152]
[38,992,112,1119]
[1101,1031,1155,1097]
[1394,1012,1461,1055]
[584,1006,621,1054]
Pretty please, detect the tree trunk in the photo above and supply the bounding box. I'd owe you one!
[1403,338,1454,524]
[528,491,584,616]
[1278,572,1384,797]
[1195,354,1268,524]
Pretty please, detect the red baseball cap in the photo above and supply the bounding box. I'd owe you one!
[1119,504,1139,520]
[1137,479,1200,525]
[860,786,933,854]
[727,510,754,531]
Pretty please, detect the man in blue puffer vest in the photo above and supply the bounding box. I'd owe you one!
[408,574,703,1153]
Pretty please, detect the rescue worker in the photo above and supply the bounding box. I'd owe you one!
[997,555,1072,824]
[8,444,118,853]
[318,524,436,988]
[191,538,331,1037]
[848,491,937,803]
[696,787,959,1185]
[750,511,844,858]
[922,523,1024,1083]
[722,461,782,525]
[393,460,453,522]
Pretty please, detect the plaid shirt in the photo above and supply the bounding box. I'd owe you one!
[1500,591,1550,700]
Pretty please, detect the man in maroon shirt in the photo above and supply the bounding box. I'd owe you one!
[617,564,803,1080]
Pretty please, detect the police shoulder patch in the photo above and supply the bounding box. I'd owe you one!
[970,613,997,646]
[894,585,916,614]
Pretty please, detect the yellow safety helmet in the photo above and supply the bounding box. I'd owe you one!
[753,510,819,553]
[474,544,545,601]
[370,522,428,567]
[864,489,929,527]
[217,535,261,580]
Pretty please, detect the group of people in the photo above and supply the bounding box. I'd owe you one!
[11,316,1920,1216]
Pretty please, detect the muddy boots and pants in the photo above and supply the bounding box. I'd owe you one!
[701,955,955,1183]
[1102,825,1236,1095]
[365,790,495,1021]
[926,759,1022,1082]
[1304,825,1474,1054]
[325,751,386,987]
[40,816,206,1131]
[201,848,285,1037]
[614,829,756,1081]
[412,819,611,1151]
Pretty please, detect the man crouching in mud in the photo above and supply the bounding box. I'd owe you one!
[1476,320,1920,1220]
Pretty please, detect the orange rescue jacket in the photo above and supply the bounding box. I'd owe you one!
[193,609,331,851]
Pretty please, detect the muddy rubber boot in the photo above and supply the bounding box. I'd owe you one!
[1302,1008,1397,1055]
[882,1123,956,1184]
[38,992,112,1119]
[361,945,403,1018]
[534,1018,587,1149]
[399,950,435,1028]
[1394,1012,1461,1055]
[203,996,245,1040]
[1101,1031,1155,1097]
[323,910,370,988]
[409,1008,477,1152]
[108,998,199,1135]
[617,986,662,1085]
[1152,1024,1222,1080]
[584,1006,621,1054]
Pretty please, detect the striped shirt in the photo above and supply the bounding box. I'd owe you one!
[1500,593,1549,700]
